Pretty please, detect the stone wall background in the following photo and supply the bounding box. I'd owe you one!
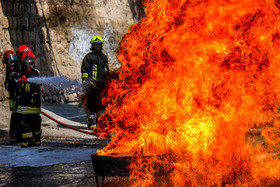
[0,0,145,101]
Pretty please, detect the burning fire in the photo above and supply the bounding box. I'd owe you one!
[94,0,280,186]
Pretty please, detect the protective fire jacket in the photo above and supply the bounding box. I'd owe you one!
[81,50,109,88]
[9,69,42,115]
[5,60,20,110]
[5,68,14,110]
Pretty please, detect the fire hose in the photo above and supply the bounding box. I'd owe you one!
[11,76,96,135]
[41,109,96,136]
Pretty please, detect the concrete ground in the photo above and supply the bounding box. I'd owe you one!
[0,100,116,186]
[0,100,95,142]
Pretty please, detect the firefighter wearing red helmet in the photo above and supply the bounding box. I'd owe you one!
[7,50,43,148]
[2,50,21,143]
[3,51,17,105]
[3,50,16,69]
[3,50,17,91]
[20,51,37,76]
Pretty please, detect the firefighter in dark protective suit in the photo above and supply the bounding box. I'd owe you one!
[81,35,109,130]
[5,45,32,144]
[8,50,43,148]
[2,50,20,143]
[3,50,17,110]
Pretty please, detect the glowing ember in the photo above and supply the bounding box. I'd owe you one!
[94,0,280,186]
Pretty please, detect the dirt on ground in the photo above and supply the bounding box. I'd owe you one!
[0,99,119,187]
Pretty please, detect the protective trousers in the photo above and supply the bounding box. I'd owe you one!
[9,113,21,142]
[86,110,101,129]
[20,114,42,144]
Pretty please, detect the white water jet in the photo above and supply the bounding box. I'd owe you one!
[27,76,82,94]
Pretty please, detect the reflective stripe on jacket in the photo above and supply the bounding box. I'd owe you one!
[81,51,109,86]
[11,70,42,114]
[13,105,41,114]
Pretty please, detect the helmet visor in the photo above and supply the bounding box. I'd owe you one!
[22,60,34,67]
[5,54,17,62]
[92,42,102,45]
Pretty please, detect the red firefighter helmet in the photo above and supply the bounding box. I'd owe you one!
[17,45,31,58]
[21,51,35,74]
[3,50,17,66]
[3,50,16,63]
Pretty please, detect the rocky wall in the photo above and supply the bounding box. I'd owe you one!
[0,0,145,101]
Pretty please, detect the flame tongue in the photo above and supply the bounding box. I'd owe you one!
[95,0,280,186]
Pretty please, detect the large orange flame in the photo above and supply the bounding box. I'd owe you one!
[94,0,280,186]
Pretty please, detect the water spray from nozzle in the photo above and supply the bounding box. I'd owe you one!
[27,76,82,94]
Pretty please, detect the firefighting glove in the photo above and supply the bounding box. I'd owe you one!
[7,72,19,90]
[82,79,98,91]
[9,71,19,81]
